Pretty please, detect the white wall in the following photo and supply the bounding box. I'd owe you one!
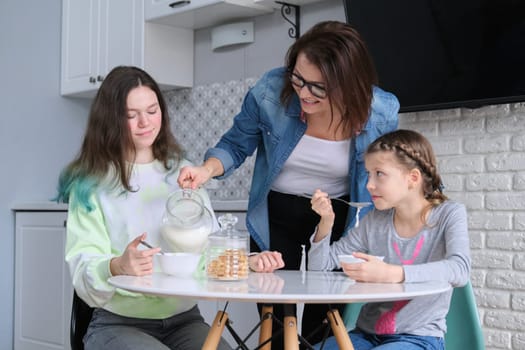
[400,106,525,350]
[2,0,524,349]
[0,0,89,348]
[194,0,345,85]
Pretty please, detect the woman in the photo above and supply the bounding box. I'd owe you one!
[178,21,400,348]
[55,66,283,350]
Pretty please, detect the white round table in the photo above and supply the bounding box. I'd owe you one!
[109,270,450,350]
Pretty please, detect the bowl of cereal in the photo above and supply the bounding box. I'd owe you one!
[338,254,384,265]
[158,252,201,278]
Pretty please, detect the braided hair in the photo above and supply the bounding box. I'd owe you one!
[366,129,447,208]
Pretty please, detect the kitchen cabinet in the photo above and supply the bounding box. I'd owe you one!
[14,210,72,350]
[145,0,273,29]
[61,0,193,98]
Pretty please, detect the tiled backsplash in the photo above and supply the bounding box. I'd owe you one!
[165,78,258,201]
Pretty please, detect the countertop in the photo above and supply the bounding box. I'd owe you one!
[11,202,69,211]
[12,200,248,212]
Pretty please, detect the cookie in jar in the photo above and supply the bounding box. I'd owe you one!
[205,213,250,280]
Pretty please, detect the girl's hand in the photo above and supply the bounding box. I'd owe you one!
[310,189,335,241]
[310,189,334,219]
[249,251,285,272]
[110,233,161,276]
[341,252,404,283]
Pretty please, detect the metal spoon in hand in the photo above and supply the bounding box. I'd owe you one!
[301,193,372,227]
[140,240,165,255]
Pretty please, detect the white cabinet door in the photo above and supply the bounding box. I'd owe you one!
[14,211,72,350]
[60,0,99,96]
[61,0,144,97]
[145,0,273,29]
[61,0,193,98]
[97,0,144,81]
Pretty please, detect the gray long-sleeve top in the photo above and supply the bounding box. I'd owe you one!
[308,200,471,337]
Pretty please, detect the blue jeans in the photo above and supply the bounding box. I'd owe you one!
[315,329,444,350]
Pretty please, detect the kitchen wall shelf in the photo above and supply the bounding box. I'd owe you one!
[145,0,274,29]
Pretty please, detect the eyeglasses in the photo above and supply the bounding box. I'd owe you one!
[289,72,327,99]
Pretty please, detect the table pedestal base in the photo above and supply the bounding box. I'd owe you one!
[204,306,355,350]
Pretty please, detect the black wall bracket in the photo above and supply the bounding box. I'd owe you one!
[275,1,300,39]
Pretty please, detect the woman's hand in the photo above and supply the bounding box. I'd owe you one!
[177,158,224,190]
[110,233,160,276]
[341,252,404,283]
[310,189,335,241]
[248,251,285,272]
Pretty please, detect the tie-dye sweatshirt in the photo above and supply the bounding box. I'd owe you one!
[308,200,471,337]
[65,159,218,319]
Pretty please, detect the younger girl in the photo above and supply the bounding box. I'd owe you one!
[308,129,471,350]
[55,66,283,350]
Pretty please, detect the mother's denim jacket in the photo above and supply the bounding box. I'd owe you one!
[205,67,399,251]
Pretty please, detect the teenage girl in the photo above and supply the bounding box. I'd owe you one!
[55,66,283,350]
[308,129,471,350]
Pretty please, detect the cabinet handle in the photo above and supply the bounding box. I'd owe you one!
[89,76,96,83]
[169,0,190,8]
[97,75,104,82]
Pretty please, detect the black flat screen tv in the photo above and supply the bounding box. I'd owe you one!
[343,0,525,112]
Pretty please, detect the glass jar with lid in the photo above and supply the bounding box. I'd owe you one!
[205,213,250,280]
[160,189,213,253]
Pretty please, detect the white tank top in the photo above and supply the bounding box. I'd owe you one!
[271,134,351,197]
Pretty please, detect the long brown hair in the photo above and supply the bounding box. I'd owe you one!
[56,66,183,210]
[281,21,378,137]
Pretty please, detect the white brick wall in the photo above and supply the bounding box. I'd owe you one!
[400,102,525,350]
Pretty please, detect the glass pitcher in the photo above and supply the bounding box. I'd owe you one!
[160,189,213,253]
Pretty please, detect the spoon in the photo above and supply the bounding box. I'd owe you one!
[301,193,372,208]
[301,193,372,228]
[140,240,165,255]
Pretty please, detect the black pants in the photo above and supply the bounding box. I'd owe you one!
[251,190,349,350]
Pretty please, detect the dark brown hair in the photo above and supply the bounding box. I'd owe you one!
[56,66,183,209]
[366,129,447,207]
[281,20,378,137]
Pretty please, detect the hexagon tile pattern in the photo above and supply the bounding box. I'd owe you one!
[164,78,258,201]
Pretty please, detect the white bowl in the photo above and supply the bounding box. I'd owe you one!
[338,254,384,264]
[158,252,201,277]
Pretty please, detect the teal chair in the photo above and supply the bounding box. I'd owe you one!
[342,282,485,350]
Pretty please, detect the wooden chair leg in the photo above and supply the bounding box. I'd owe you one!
[259,304,273,350]
[202,311,229,350]
[327,309,354,350]
[283,304,299,350]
